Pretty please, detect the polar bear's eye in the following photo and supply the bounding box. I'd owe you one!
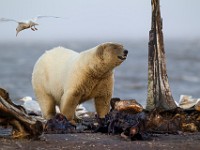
[113,46,119,50]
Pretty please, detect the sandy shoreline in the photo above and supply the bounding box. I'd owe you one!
[1,132,200,150]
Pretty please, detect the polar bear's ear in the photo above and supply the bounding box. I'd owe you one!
[96,45,104,59]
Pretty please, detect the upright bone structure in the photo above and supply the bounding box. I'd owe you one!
[146,0,177,111]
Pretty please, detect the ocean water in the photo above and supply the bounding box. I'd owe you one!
[0,39,199,110]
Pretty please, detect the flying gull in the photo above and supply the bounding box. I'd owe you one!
[0,16,62,36]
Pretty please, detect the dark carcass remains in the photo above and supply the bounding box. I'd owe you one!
[94,98,200,140]
[95,98,150,140]
[44,113,76,134]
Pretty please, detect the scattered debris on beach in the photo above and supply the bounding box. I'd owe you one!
[1,88,200,140]
[93,98,200,139]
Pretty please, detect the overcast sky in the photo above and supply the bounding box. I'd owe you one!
[0,0,200,41]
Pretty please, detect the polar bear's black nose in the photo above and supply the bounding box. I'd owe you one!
[123,50,128,56]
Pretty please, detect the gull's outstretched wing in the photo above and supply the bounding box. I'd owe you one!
[0,18,18,23]
[31,16,62,22]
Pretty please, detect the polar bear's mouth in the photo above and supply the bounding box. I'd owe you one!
[118,55,127,60]
[118,50,128,61]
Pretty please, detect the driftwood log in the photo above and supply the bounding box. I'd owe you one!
[0,88,43,138]
[146,0,177,111]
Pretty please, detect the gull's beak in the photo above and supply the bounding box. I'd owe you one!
[32,22,39,26]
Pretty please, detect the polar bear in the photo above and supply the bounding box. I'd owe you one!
[32,42,128,121]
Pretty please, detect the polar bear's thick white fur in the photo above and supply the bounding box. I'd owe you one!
[32,42,128,121]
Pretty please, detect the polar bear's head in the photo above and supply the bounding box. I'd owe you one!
[96,42,128,67]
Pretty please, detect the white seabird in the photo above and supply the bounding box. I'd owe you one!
[19,96,42,115]
[19,96,89,118]
[75,104,89,118]
[0,16,62,36]
[19,96,61,115]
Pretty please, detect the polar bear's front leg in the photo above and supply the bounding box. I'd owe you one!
[94,96,111,118]
[34,88,56,119]
[60,91,80,122]
[94,75,113,118]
